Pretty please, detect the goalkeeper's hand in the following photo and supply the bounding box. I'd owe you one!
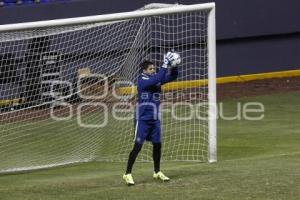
[162,51,175,68]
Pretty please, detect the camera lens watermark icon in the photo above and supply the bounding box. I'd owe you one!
[77,102,108,128]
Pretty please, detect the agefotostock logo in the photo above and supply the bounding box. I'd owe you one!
[45,74,265,128]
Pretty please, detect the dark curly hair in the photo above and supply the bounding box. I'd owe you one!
[140,60,154,72]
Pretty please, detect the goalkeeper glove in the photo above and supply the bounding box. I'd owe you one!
[162,51,175,68]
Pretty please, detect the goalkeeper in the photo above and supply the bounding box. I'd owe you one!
[123,51,180,186]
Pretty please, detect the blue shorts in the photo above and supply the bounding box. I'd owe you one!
[134,120,161,144]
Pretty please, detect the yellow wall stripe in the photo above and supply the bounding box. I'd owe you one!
[1,69,299,104]
[0,98,23,106]
[217,69,300,84]
[116,69,300,94]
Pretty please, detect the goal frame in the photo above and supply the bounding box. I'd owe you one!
[0,2,217,163]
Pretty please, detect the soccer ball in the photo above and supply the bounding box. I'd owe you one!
[171,52,181,67]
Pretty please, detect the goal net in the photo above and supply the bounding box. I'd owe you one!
[0,3,216,173]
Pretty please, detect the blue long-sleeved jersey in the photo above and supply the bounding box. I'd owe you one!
[136,66,178,120]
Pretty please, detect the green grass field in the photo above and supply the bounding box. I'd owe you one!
[0,91,300,200]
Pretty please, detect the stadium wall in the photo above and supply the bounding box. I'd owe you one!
[0,0,299,77]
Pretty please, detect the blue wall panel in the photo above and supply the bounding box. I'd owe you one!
[1,0,300,39]
[0,0,299,77]
[218,33,300,76]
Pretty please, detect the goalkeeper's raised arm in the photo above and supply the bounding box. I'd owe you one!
[137,51,177,89]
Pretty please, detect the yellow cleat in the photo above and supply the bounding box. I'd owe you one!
[153,171,170,182]
[123,174,135,186]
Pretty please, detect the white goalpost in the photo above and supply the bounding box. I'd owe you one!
[0,3,216,173]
